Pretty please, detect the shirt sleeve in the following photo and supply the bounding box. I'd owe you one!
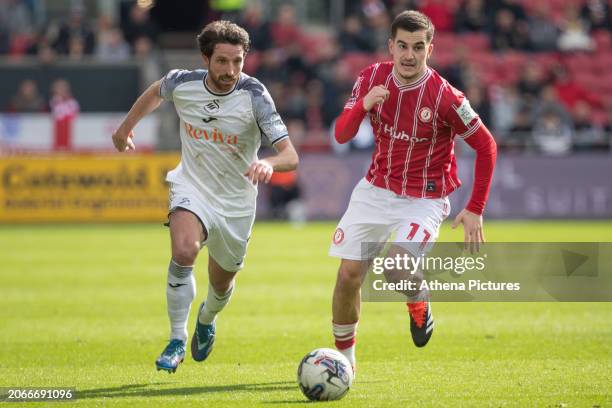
[441,85,482,140]
[159,69,189,101]
[248,79,289,146]
[343,64,375,111]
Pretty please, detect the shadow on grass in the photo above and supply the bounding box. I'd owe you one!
[77,381,296,400]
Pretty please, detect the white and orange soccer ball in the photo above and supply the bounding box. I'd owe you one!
[297,348,354,401]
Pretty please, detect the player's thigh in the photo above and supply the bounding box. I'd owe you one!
[329,180,394,260]
[169,210,206,262]
[392,197,450,255]
[207,213,255,273]
[167,181,212,262]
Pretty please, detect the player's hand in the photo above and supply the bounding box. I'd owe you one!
[451,209,485,254]
[244,159,273,184]
[363,85,390,111]
[112,129,135,152]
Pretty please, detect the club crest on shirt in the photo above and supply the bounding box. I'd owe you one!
[419,107,433,123]
[203,99,220,113]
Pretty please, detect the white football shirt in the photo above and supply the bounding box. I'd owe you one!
[160,69,289,217]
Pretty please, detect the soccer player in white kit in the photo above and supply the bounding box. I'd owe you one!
[112,21,298,373]
[329,11,497,373]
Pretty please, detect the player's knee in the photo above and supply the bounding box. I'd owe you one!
[172,241,200,266]
[337,263,362,288]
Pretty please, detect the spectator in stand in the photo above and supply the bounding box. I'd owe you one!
[528,3,560,52]
[304,79,326,132]
[240,2,272,51]
[487,0,527,25]
[338,15,376,53]
[285,42,313,85]
[534,84,573,126]
[0,0,34,55]
[359,0,390,51]
[558,5,595,52]
[7,79,46,113]
[581,0,612,32]
[134,35,162,86]
[517,62,546,109]
[420,0,454,32]
[490,8,531,51]
[255,49,287,84]
[67,36,85,60]
[52,6,95,55]
[532,108,573,156]
[572,101,608,151]
[490,83,522,136]
[454,0,487,33]
[507,106,533,151]
[465,82,491,128]
[96,25,130,62]
[121,2,159,47]
[49,79,79,151]
[552,65,602,112]
[270,4,302,48]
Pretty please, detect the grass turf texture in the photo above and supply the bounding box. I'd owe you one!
[1,221,611,407]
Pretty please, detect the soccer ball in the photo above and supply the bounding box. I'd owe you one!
[297,348,354,401]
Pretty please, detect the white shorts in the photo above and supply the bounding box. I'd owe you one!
[329,178,450,260]
[168,181,255,272]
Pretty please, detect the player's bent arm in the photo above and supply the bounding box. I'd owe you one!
[334,99,367,144]
[267,138,299,172]
[112,80,164,152]
[244,138,298,184]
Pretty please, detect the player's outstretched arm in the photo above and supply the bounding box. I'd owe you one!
[452,124,497,253]
[112,80,164,152]
[244,138,299,184]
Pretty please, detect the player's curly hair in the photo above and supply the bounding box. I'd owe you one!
[391,10,435,42]
[197,20,250,57]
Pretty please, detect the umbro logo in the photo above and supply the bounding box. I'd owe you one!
[202,116,217,123]
[168,283,187,288]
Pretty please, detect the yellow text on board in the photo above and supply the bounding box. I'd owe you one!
[0,154,180,223]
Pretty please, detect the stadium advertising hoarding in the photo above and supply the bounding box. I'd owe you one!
[0,154,179,223]
[0,152,610,223]
[0,114,158,151]
[296,153,612,219]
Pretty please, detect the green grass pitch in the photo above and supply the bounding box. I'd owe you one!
[1,221,611,407]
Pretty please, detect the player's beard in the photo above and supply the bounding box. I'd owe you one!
[208,71,238,93]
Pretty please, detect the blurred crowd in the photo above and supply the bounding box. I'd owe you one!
[1,0,612,154]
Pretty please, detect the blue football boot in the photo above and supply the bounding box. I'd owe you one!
[155,339,186,373]
[191,302,216,362]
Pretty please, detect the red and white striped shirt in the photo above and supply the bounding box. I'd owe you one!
[336,62,496,214]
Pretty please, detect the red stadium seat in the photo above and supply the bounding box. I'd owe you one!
[460,33,490,51]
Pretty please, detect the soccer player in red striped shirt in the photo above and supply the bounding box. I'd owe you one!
[329,11,497,373]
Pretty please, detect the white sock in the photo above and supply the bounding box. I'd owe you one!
[166,260,196,342]
[198,283,234,325]
[333,321,358,369]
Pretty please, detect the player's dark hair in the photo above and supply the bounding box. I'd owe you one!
[391,11,435,42]
[197,20,250,57]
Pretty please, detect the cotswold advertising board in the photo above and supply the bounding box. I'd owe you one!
[0,154,179,223]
